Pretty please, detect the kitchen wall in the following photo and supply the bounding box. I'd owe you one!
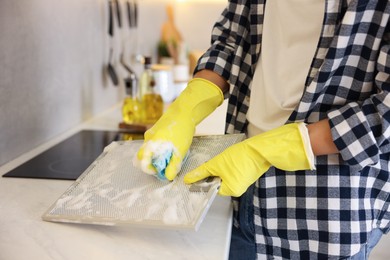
[0,0,225,166]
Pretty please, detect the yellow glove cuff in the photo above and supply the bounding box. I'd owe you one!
[188,78,225,105]
[174,78,224,125]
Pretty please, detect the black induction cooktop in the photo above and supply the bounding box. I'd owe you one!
[2,130,144,180]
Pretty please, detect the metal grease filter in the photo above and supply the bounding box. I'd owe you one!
[42,134,244,230]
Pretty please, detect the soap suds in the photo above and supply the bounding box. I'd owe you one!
[133,141,176,177]
[51,142,208,224]
[46,136,244,228]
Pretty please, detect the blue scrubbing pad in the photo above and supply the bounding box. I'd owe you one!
[152,150,173,181]
[152,151,190,181]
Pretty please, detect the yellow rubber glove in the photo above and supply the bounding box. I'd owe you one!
[184,123,316,197]
[134,78,224,180]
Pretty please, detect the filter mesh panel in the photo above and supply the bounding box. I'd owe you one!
[42,134,244,230]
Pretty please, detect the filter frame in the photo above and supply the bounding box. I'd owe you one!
[42,134,245,231]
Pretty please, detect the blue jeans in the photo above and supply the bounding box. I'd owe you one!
[228,184,384,260]
[348,228,383,259]
[229,184,256,260]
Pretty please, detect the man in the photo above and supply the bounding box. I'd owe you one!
[136,0,390,259]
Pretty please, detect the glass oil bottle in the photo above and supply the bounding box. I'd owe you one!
[122,74,141,124]
[139,56,163,124]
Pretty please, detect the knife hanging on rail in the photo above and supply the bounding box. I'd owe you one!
[107,0,119,86]
[108,0,114,36]
[134,0,138,28]
[127,0,133,28]
[122,0,136,75]
[114,0,122,28]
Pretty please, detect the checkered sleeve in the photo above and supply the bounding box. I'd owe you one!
[194,0,251,99]
[328,32,390,169]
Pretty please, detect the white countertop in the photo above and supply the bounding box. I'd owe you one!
[0,101,231,260]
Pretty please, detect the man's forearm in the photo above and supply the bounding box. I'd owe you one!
[194,69,229,93]
[307,119,339,156]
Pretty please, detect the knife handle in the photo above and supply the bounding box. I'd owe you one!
[108,0,114,36]
[134,0,138,28]
[114,0,122,28]
[127,1,132,28]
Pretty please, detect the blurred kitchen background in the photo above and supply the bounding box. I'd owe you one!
[0,0,225,167]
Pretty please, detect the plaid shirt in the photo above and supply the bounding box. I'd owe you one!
[195,0,390,258]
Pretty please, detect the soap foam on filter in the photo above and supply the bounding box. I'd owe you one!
[133,141,175,177]
[42,134,245,230]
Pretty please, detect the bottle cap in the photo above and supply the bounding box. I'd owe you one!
[144,56,152,65]
[124,76,137,96]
